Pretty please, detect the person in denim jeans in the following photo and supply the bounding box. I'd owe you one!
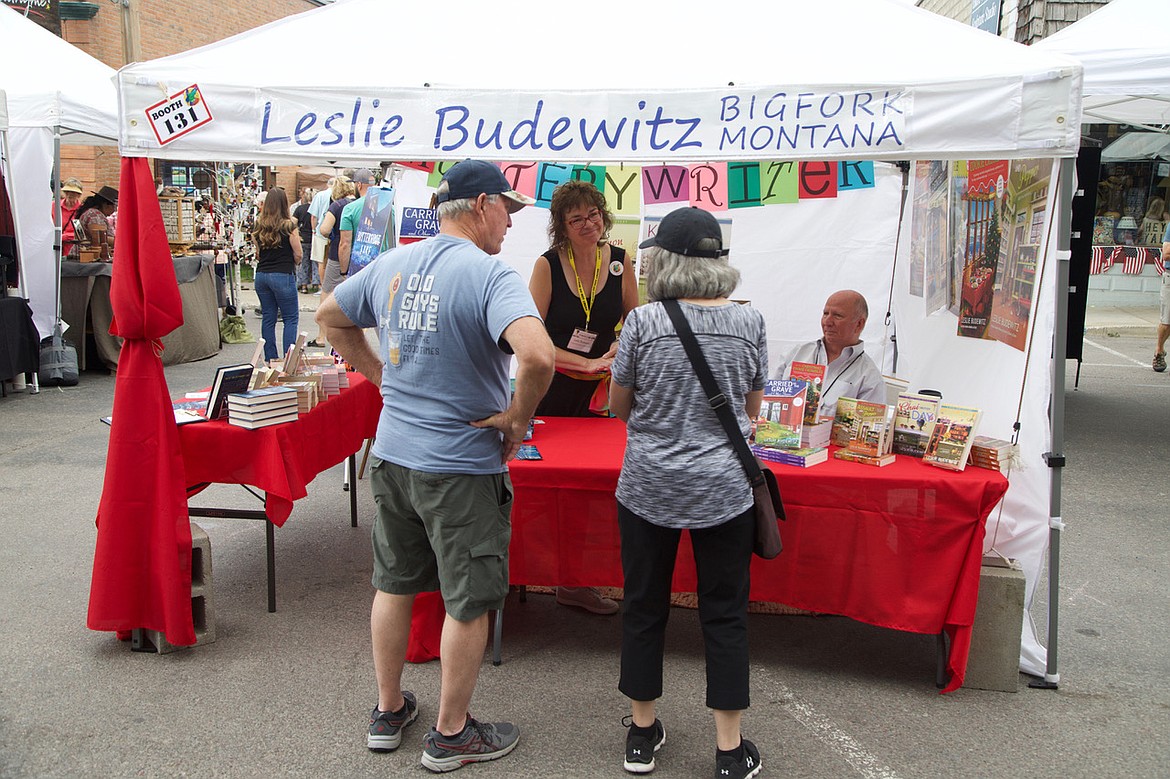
[251,187,303,361]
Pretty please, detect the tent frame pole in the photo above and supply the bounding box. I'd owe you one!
[1032,155,1075,690]
[53,125,63,333]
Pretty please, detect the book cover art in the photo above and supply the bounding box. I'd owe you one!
[788,362,825,424]
[831,397,859,447]
[986,158,1054,352]
[754,379,807,449]
[206,363,255,419]
[956,160,1009,340]
[349,186,396,275]
[891,392,940,458]
[845,400,891,458]
[922,403,983,471]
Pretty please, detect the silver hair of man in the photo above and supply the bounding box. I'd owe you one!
[646,238,740,301]
[433,179,501,221]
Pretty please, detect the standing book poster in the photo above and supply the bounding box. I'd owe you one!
[349,186,396,275]
[922,160,951,315]
[398,206,439,245]
[985,158,1054,352]
[956,160,1009,340]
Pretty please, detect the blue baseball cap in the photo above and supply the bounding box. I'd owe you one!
[639,207,728,258]
[436,160,535,213]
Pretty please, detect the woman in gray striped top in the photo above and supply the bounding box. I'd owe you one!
[609,207,767,779]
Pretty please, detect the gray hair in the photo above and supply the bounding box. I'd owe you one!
[434,179,500,221]
[645,238,740,301]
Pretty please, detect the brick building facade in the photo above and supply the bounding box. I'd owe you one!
[54,0,321,195]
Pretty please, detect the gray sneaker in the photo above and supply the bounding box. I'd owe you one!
[421,716,520,773]
[367,691,418,751]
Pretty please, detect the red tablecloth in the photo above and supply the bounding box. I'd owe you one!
[508,417,1009,692]
[177,374,382,525]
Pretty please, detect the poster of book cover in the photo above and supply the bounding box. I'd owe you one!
[985,158,1054,351]
[921,160,950,314]
[947,161,969,316]
[399,206,439,245]
[349,186,396,275]
[908,162,930,297]
[956,161,1009,339]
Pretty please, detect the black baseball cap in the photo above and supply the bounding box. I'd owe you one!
[639,207,728,258]
[436,160,535,213]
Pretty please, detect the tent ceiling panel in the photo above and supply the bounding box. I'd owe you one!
[116,0,1083,164]
[0,6,118,141]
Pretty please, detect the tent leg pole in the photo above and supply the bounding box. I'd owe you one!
[1033,156,1075,690]
[53,127,63,334]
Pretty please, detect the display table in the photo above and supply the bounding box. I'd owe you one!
[0,297,39,392]
[506,417,1009,691]
[61,255,221,371]
[177,374,382,610]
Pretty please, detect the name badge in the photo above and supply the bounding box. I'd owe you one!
[567,328,598,352]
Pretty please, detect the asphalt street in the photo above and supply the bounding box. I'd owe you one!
[0,313,1166,778]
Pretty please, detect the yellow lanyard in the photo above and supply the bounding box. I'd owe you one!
[566,246,602,329]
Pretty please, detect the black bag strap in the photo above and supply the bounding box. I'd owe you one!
[661,299,766,488]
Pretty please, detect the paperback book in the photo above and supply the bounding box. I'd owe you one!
[206,364,256,420]
[227,411,300,430]
[754,379,808,449]
[788,361,826,423]
[891,392,940,458]
[831,397,858,447]
[844,400,894,459]
[832,448,896,467]
[922,403,983,471]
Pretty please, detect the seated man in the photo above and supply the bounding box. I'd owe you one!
[774,289,885,420]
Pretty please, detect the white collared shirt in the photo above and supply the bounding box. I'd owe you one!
[776,339,885,420]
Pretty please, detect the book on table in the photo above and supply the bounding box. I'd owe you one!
[751,444,828,468]
[206,364,256,420]
[831,396,858,447]
[967,435,1013,472]
[282,331,309,374]
[227,403,300,422]
[801,420,832,449]
[922,403,983,471]
[832,399,895,466]
[754,378,808,449]
[225,386,299,410]
[227,410,300,429]
[891,392,940,457]
[788,361,826,424]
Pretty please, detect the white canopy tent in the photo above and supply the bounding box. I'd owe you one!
[0,4,119,340]
[1036,0,1170,130]
[115,0,1083,681]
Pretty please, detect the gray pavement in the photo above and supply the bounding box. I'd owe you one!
[1,302,1167,778]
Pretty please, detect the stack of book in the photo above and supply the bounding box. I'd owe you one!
[833,399,896,466]
[801,420,832,449]
[280,380,319,414]
[968,435,1013,473]
[751,444,828,468]
[226,386,300,429]
[312,366,341,398]
[337,367,350,389]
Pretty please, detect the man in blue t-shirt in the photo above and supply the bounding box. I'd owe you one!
[316,160,553,771]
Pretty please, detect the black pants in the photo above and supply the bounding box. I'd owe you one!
[618,501,754,711]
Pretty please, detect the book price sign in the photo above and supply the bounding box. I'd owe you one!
[145,84,214,146]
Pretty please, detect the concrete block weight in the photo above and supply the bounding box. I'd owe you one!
[131,522,217,654]
[963,556,1025,692]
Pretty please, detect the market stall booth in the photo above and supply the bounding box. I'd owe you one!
[0,5,119,342]
[104,0,1082,683]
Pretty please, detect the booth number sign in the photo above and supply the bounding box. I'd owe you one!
[145,85,214,145]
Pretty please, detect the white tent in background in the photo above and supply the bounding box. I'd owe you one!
[114,0,1084,682]
[0,4,119,340]
[1036,0,1170,129]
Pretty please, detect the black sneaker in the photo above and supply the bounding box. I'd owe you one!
[421,715,520,773]
[623,716,666,774]
[367,691,418,752]
[714,738,762,779]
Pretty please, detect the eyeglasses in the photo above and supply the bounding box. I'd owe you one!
[567,209,602,229]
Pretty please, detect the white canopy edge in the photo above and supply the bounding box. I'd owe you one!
[116,0,1083,164]
[1035,0,1170,127]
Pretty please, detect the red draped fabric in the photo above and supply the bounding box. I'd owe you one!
[88,158,194,646]
[506,417,1008,693]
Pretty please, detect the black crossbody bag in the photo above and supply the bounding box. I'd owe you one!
[661,299,784,559]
